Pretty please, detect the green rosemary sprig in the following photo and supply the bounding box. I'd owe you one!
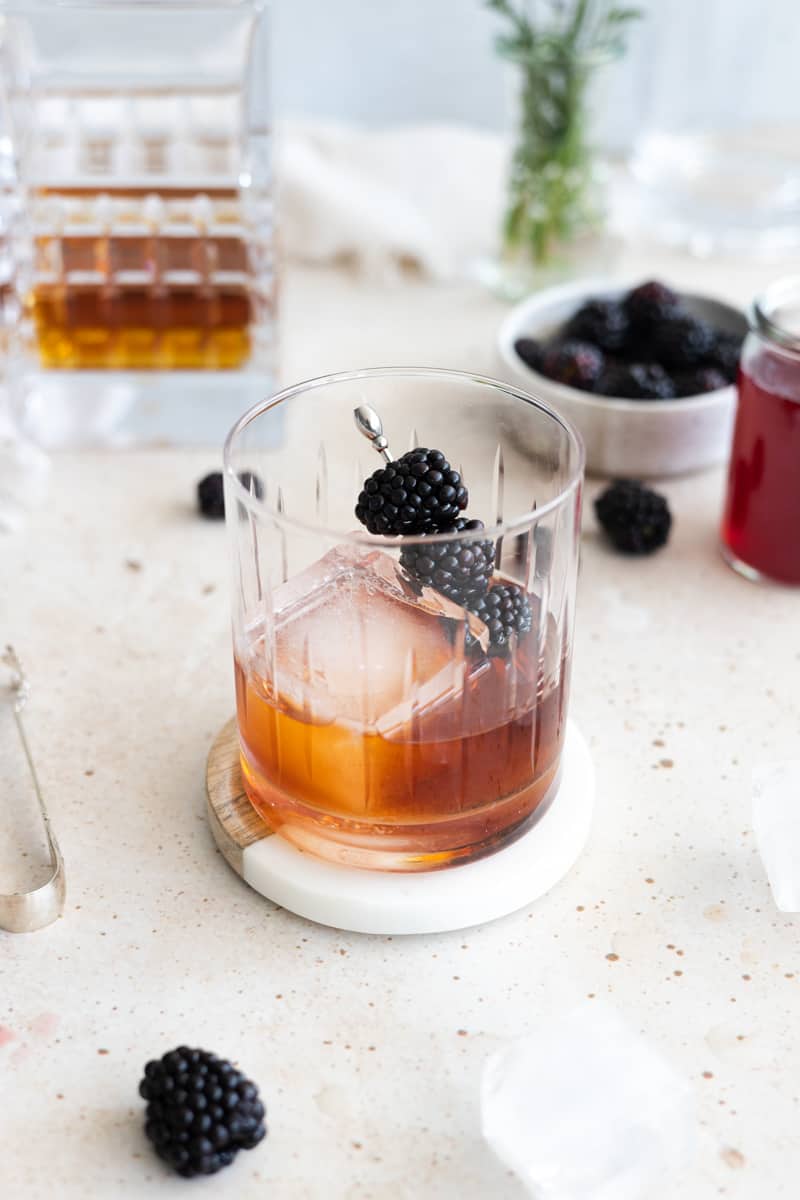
[487,0,641,266]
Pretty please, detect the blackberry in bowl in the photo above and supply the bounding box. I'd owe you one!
[541,340,604,392]
[599,362,676,401]
[648,313,715,368]
[498,276,747,476]
[564,298,629,352]
[623,280,680,331]
[673,366,729,397]
[706,331,743,382]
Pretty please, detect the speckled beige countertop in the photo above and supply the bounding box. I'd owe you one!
[3,260,800,1198]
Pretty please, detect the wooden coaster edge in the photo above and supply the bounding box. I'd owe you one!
[206,718,272,876]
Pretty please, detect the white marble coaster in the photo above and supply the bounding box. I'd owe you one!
[207,720,594,935]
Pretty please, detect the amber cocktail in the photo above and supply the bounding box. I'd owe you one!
[225,369,583,871]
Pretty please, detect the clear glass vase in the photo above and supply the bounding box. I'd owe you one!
[478,57,614,302]
[224,368,584,871]
[0,0,276,446]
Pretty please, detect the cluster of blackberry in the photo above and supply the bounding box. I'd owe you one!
[515,280,743,401]
[355,447,532,654]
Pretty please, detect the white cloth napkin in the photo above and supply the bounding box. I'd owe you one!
[278,120,508,279]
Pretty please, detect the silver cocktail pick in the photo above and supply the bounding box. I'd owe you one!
[0,646,66,932]
[353,404,393,464]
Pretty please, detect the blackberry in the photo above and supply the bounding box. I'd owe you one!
[468,582,533,656]
[564,298,629,352]
[599,362,676,400]
[673,366,728,397]
[514,337,544,372]
[541,339,604,391]
[355,448,467,536]
[594,480,672,555]
[705,331,743,381]
[400,518,495,605]
[624,280,680,330]
[197,471,262,520]
[197,472,225,519]
[619,329,657,362]
[649,313,714,369]
[139,1047,266,1178]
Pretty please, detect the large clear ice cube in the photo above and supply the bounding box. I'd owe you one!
[263,545,487,729]
[481,1005,695,1200]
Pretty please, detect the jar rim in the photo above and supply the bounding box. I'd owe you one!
[752,276,800,355]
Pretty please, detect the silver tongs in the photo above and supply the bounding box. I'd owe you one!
[1,646,65,932]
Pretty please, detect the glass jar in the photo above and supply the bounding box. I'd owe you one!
[721,277,800,584]
[224,368,584,871]
[0,0,275,446]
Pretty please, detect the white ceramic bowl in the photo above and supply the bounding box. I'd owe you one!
[497,277,747,477]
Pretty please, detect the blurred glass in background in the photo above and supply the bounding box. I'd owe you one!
[615,0,800,256]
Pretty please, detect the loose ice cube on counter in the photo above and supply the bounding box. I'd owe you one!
[481,1005,695,1200]
[753,762,800,912]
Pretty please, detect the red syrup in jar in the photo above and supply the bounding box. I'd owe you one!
[721,354,800,584]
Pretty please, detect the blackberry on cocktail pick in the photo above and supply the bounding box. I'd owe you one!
[595,479,672,555]
[467,582,533,657]
[353,406,468,536]
[139,1046,267,1178]
[400,517,495,605]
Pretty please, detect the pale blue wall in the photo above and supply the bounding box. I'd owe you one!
[272,0,800,150]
